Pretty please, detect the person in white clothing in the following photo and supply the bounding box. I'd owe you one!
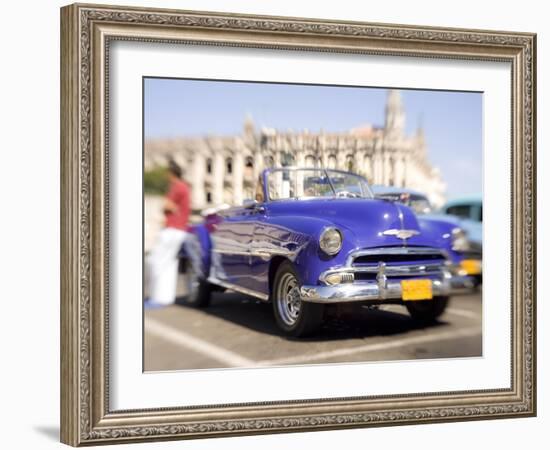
[146,161,191,306]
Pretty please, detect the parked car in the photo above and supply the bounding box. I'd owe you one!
[440,196,483,285]
[372,186,482,285]
[180,168,474,337]
[371,185,434,215]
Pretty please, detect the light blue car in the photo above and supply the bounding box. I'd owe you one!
[439,196,482,284]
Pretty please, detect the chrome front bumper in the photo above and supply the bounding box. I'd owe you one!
[300,276,474,304]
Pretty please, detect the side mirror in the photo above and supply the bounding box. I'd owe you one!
[243,199,266,214]
[242,199,258,209]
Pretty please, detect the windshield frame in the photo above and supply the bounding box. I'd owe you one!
[262,167,374,202]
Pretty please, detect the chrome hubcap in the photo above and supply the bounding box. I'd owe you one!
[276,273,302,327]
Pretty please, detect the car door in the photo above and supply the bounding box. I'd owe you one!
[210,206,257,289]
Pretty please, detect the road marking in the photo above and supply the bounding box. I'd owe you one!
[145,317,256,367]
[257,326,481,367]
[446,307,481,320]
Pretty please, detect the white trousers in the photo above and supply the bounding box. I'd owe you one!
[147,228,187,305]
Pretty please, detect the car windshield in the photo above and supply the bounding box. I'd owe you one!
[266,168,373,200]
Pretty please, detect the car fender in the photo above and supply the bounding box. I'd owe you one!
[178,223,212,278]
[417,216,463,263]
[260,214,359,286]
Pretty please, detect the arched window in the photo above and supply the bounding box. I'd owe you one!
[226,158,233,174]
[282,152,295,167]
[244,156,254,180]
[305,155,316,167]
[327,154,337,169]
[206,158,212,174]
[346,154,355,172]
[206,191,212,203]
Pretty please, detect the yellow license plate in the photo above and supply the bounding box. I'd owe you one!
[401,279,433,301]
[460,259,482,275]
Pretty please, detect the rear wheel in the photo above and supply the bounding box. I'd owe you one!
[272,261,324,337]
[405,296,449,324]
[184,260,211,308]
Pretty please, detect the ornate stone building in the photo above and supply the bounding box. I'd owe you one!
[144,89,447,210]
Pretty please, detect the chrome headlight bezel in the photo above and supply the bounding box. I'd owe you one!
[451,227,470,252]
[319,227,343,256]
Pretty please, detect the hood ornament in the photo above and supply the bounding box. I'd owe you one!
[382,229,420,241]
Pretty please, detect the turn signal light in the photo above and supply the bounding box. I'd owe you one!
[325,272,354,285]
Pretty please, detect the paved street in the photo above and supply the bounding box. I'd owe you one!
[144,277,482,371]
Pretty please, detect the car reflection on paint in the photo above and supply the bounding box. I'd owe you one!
[179,168,474,337]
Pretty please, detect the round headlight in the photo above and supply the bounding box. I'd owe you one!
[451,227,470,252]
[319,227,343,256]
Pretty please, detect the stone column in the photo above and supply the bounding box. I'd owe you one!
[253,149,263,180]
[354,147,363,175]
[394,155,405,187]
[232,147,244,206]
[212,151,224,205]
[363,154,372,183]
[381,153,389,185]
[403,155,410,187]
[295,150,305,197]
[191,151,205,209]
[273,150,283,198]
[372,150,382,185]
[337,143,346,170]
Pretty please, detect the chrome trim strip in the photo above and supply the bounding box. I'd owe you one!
[212,248,293,258]
[212,249,250,256]
[253,248,293,257]
[207,276,269,302]
[301,275,474,304]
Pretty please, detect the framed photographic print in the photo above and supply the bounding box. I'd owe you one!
[60,3,536,446]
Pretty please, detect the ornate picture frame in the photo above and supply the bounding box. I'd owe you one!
[60,3,536,446]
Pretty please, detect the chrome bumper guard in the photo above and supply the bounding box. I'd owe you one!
[300,275,474,304]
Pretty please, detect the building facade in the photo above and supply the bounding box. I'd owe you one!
[144,90,447,209]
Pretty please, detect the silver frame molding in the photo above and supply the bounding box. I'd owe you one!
[60,3,536,446]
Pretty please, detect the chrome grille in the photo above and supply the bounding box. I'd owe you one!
[349,247,446,267]
[348,247,447,278]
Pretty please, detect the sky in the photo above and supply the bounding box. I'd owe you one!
[144,78,482,198]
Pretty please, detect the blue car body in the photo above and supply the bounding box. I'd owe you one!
[182,168,473,308]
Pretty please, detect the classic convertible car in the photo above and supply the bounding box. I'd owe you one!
[180,168,474,337]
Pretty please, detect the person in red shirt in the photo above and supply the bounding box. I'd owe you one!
[163,162,190,231]
[146,160,192,306]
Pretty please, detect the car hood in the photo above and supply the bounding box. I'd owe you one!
[267,198,443,248]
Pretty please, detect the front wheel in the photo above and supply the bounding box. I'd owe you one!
[271,261,324,337]
[405,296,449,324]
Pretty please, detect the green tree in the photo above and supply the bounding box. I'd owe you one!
[144,167,169,195]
